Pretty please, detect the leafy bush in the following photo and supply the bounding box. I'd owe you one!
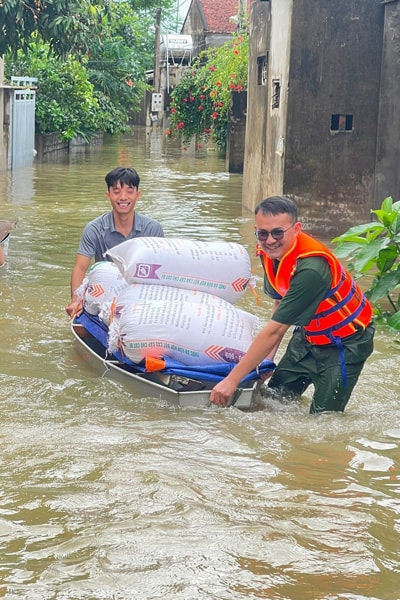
[332,197,400,330]
[6,44,101,141]
[166,33,249,151]
[4,2,159,140]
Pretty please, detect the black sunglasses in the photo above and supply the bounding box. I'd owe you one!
[254,223,296,242]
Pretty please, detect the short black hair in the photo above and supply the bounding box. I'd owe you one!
[255,196,298,221]
[105,167,140,189]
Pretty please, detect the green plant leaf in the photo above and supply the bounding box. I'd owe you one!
[368,271,400,303]
[377,247,399,272]
[387,310,400,330]
[333,241,366,259]
[332,222,384,243]
[353,238,391,272]
[381,196,394,213]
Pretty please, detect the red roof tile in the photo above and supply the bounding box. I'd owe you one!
[199,0,239,34]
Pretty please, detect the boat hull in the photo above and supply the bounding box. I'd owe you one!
[71,320,261,410]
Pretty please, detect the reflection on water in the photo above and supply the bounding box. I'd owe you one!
[0,130,399,599]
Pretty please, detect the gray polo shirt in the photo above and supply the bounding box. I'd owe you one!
[77,211,164,262]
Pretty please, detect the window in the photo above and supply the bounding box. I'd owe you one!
[331,114,353,132]
[272,79,280,109]
[257,54,268,86]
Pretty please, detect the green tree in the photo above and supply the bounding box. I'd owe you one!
[6,42,101,140]
[86,1,152,120]
[166,33,249,151]
[0,0,107,57]
[332,197,400,330]
[4,1,171,138]
[0,0,172,57]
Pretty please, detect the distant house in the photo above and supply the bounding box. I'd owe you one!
[181,0,240,56]
[243,0,400,235]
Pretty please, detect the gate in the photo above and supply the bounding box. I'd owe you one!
[11,77,37,169]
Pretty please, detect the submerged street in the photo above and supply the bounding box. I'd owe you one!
[0,130,399,599]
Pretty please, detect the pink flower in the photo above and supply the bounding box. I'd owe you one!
[236,85,243,92]
[209,66,216,72]
[171,108,177,113]
[183,98,188,103]
[229,83,236,89]
[198,105,204,111]
[177,122,185,129]
[216,81,221,87]
[233,50,239,55]
[211,112,219,120]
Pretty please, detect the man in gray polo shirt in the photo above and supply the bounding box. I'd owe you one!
[66,166,164,317]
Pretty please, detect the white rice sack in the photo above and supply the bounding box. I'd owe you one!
[82,261,128,317]
[108,297,258,366]
[112,282,235,308]
[105,237,254,304]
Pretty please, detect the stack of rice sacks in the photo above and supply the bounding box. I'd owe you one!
[79,237,257,367]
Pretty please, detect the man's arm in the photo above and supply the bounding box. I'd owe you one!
[210,319,290,406]
[65,254,91,317]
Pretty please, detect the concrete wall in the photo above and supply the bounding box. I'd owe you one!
[242,2,270,210]
[285,0,383,232]
[243,0,387,235]
[243,0,293,211]
[374,0,400,206]
[181,2,207,55]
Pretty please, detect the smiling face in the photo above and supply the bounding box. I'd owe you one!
[255,211,302,260]
[107,182,141,216]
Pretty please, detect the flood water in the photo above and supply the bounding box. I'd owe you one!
[0,129,399,599]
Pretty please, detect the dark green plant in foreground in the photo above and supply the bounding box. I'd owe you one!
[333,197,400,330]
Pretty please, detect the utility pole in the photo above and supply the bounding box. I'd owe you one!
[153,7,162,93]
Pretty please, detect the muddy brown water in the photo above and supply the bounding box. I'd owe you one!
[0,130,399,599]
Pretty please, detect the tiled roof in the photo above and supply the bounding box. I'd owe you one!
[199,0,239,34]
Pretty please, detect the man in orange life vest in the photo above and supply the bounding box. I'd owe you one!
[210,196,375,413]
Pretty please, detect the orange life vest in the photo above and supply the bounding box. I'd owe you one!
[259,232,372,345]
